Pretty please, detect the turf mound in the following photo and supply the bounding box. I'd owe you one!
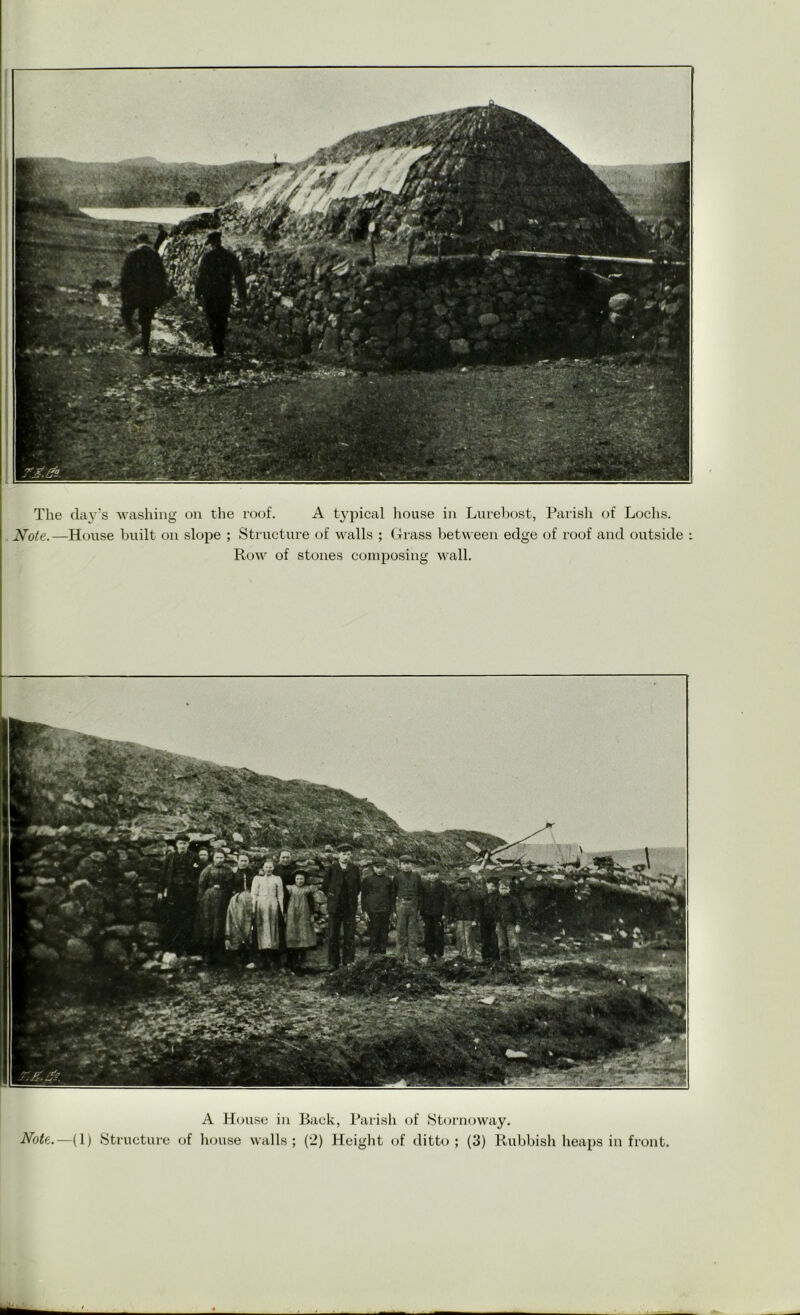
[436,959,527,984]
[322,957,443,997]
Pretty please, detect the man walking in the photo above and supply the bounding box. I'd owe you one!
[120,231,169,355]
[194,230,247,357]
[322,842,361,969]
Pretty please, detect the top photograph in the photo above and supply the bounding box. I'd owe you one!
[12,65,691,483]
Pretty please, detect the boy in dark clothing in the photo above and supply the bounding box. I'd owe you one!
[393,855,422,963]
[420,869,446,960]
[446,872,479,960]
[120,232,169,355]
[360,858,394,955]
[477,876,499,963]
[194,230,247,356]
[495,878,523,965]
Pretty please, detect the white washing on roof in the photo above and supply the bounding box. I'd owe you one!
[235,167,298,215]
[234,145,433,217]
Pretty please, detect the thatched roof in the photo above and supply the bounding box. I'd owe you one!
[219,103,644,255]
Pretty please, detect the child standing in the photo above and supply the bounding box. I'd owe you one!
[284,869,317,973]
[446,872,479,961]
[495,878,523,965]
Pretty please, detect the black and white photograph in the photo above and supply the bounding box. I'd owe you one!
[14,65,690,483]
[5,675,687,1089]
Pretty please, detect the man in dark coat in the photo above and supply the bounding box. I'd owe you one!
[274,848,297,896]
[322,842,361,969]
[360,857,394,955]
[120,232,169,355]
[495,877,523,965]
[194,230,247,357]
[160,833,198,954]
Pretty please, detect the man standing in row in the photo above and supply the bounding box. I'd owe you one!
[322,841,361,969]
[160,833,198,954]
[420,867,446,960]
[120,231,170,356]
[360,856,394,955]
[194,230,247,358]
[394,854,423,963]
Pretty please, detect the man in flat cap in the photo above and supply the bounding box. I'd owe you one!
[119,231,170,356]
[322,842,361,969]
[194,230,247,357]
[360,856,394,956]
[394,855,423,963]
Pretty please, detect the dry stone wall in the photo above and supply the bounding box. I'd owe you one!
[163,235,689,368]
[11,824,685,971]
[12,826,169,969]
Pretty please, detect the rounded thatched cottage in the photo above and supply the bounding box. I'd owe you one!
[216,102,644,257]
[161,105,686,367]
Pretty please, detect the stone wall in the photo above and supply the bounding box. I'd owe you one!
[11,824,685,970]
[12,826,169,968]
[163,235,689,368]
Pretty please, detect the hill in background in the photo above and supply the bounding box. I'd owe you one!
[591,162,689,223]
[7,718,503,867]
[15,155,690,226]
[15,157,272,209]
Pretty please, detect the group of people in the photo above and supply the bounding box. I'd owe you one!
[119,228,247,357]
[160,837,525,972]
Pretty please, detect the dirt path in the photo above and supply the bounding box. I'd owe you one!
[15,212,690,482]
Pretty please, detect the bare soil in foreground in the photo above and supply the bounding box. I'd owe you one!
[12,943,686,1088]
[15,212,690,482]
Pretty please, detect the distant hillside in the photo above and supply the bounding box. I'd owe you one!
[591,162,690,223]
[7,719,503,867]
[15,157,271,209]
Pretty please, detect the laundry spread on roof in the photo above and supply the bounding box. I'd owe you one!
[236,145,433,217]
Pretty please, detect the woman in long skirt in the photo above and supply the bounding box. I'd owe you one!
[251,859,284,971]
[194,851,235,964]
[225,857,254,967]
[284,870,316,973]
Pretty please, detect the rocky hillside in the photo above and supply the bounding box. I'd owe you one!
[15,157,270,209]
[7,718,502,864]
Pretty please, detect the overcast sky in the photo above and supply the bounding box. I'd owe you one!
[4,676,686,849]
[13,66,691,166]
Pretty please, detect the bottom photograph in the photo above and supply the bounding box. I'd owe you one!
[3,675,687,1089]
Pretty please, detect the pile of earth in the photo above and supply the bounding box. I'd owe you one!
[436,959,527,985]
[322,957,443,997]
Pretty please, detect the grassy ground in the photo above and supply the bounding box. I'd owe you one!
[11,942,686,1088]
[15,211,690,482]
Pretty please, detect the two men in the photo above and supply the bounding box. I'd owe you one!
[119,228,246,359]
